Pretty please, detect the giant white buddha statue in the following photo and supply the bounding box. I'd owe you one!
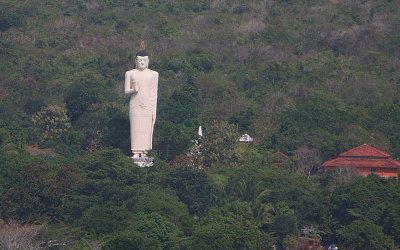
[124,43,158,159]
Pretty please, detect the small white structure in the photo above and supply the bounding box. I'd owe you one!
[198,126,203,137]
[239,134,253,143]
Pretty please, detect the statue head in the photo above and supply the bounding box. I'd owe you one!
[135,50,149,70]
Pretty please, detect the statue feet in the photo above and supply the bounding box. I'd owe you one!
[130,151,153,167]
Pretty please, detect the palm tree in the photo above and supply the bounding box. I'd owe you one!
[237,179,274,228]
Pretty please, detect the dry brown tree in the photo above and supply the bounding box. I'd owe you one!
[0,220,43,250]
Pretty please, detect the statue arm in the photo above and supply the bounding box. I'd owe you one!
[124,71,137,95]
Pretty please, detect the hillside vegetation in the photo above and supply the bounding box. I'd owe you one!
[1,0,400,249]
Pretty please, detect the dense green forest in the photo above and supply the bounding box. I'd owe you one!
[1,0,400,249]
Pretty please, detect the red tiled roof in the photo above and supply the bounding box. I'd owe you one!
[323,157,400,169]
[339,144,389,158]
[322,144,400,170]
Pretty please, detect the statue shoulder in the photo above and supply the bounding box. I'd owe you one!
[125,69,136,75]
[148,69,159,76]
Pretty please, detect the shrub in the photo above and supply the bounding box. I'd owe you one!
[338,220,393,250]
[102,231,161,250]
[0,8,25,32]
[188,53,216,72]
[64,73,108,122]
[79,205,130,235]
[32,105,71,142]
[201,120,241,166]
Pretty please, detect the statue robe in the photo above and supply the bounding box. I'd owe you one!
[124,68,158,153]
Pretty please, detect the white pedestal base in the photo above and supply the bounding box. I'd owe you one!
[131,155,154,167]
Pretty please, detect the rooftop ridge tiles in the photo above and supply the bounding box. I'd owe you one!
[339,144,390,158]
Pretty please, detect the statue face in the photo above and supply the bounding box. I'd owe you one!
[136,56,149,70]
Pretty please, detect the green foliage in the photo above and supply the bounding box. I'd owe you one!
[0,6,26,32]
[188,52,216,72]
[165,167,216,216]
[159,90,198,126]
[3,163,79,222]
[37,34,68,50]
[266,94,354,158]
[190,202,275,250]
[328,175,400,244]
[153,119,193,161]
[75,103,130,152]
[102,231,161,250]
[158,20,180,38]
[79,204,130,235]
[64,73,109,122]
[233,4,251,14]
[183,1,209,12]
[368,104,400,158]
[154,88,199,160]
[227,165,322,224]
[338,220,393,250]
[126,185,194,234]
[131,212,185,248]
[270,202,298,246]
[229,108,254,132]
[288,96,351,133]
[380,204,400,246]
[263,19,300,45]
[0,102,31,151]
[253,189,274,228]
[0,151,35,203]
[0,128,9,148]
[64,84,100,122]
[29,102,85,154]
[23,97,46,115]
[201,120,242,166]
[64,149,143,223]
